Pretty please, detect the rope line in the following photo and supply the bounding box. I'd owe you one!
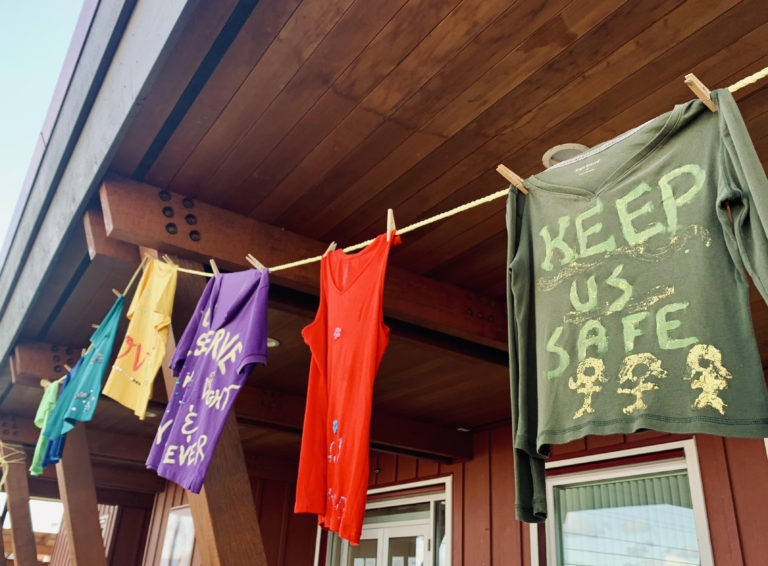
[0,442,27,491]
[728,66,768,93]
[268,188,512,272]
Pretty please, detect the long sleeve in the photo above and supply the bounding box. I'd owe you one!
[714,89,768,304]
[506,189,547,522]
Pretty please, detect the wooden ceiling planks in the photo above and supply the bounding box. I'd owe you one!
[109,0,243,176]
[109,0,768,284]
[247,0,527,224]
[400,2,768,286]
[143,0,305,188]
[299,1,678,254]
[192,0,416,208]
[330,0,731,244]
[196,0,470,213]
[264,0,609,238]
[166,0,364,197]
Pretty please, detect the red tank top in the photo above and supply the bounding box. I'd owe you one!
[295,231,399,544]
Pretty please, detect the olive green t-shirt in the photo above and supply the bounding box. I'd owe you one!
[506,89,768,522]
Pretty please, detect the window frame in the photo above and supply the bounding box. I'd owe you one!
[314,475,453,566]
[529,438,714,566]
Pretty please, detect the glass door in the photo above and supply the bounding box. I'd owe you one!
[346,529,383,566]
[341,523,432,566]
[384,524,431,566]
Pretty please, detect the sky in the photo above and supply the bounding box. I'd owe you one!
[0,492,64,534]
[0,0,84,253]
[0,0,82,544]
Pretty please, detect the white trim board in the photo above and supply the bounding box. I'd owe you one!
[530,439,714,566]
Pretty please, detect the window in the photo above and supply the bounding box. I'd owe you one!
[317,477,451,566]
[534,439,714,566]
[160,505,195,566]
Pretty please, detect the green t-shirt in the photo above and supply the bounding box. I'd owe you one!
[29,380,60,476]
[506,89,768,522]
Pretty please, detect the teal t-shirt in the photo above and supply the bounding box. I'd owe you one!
[506,89,768,522]
[29,380,60,476]
[43,296,125,440]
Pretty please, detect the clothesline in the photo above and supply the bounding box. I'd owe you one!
[0,441,27,491]
[127,66,767,280]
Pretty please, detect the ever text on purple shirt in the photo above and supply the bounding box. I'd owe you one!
[146,269,269,492]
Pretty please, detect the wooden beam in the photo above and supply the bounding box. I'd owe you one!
[84,208,140,263]
[150,251,268,566]
[100,177,507,350]
[55,424,108,566]
[43,456,164,495]
[0,412,152,466]
[11,342,80,386]
[6,341,472,460]
[27,476,156,508]
[1,443,37,566]
[234,385,472,461]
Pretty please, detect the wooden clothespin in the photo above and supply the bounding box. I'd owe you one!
[64,364,72,372]
[111,288,121,297]
[40,378,52,389]
[245,254,266,272]
[91,323,99,329]
[496,164,529,194]
[684,73,717,112]
[209,259,220,275]
[386,209,396,241]
[323,242,337,257]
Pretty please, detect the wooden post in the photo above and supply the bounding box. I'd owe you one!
[2,443,38,566]
[150,250,268,566]
[55,424,107,566]
[0,507,6,566]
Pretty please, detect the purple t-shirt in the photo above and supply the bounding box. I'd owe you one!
[146,269,269,492]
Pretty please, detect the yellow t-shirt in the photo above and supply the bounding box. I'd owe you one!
[103,259,178,419]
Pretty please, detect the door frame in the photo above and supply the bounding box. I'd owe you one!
[315,475,453,566]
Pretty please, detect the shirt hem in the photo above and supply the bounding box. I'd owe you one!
[537,416,768,453]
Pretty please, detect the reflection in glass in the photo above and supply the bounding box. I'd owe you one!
[553,471,700,566]
[434,501,447,566]
[348,539,378,566]
[388,536,424,566]
[364,502,430,524]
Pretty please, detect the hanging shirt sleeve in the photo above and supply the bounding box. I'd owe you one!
[506,189,547,523]
[714,88,768,304]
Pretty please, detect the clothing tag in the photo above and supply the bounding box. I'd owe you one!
[575,158,601,176]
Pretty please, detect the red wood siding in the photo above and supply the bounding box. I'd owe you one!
[369,426,768,566]
[368,428,529,566]
[251,477,317,566]
[142,482,200,566]
[108,506,152,566]
[547,431,768,566]
[141,469,317,566]
[124,428,768,566]
[697,435,768,566]
[50,503,150,566]
[49,520,70,566]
